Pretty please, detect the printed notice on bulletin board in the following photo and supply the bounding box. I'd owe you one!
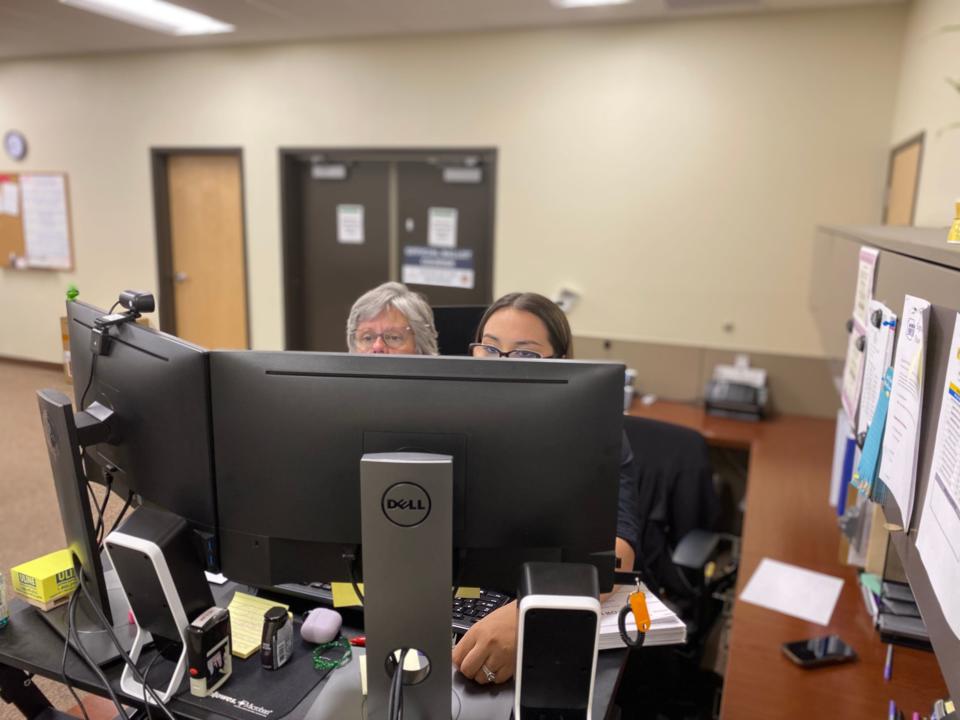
[336,204,364,244]
[401,245,474,289]
[21,174,71,269]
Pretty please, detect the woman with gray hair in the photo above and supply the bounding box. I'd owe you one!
[346,282,439,355]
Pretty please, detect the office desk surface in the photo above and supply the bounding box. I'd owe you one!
[628,400,948,719]
[0,592,627,720]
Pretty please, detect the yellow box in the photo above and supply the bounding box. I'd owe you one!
[10,549,78,605]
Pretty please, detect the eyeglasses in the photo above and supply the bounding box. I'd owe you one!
[355,326,413,350]
[469,343,550,360]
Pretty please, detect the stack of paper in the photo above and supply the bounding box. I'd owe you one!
[599,584,686,650]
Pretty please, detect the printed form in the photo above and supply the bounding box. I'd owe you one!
[917,313,960,640]
[879,295,931,527]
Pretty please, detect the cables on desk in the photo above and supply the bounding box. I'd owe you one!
[387,648,411,720]
[59,587,92,720]
[68,573,131,720]
[76,570,178,720]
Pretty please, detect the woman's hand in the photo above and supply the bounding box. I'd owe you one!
[451,601,517,685]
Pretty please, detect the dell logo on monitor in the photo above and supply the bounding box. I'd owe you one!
[382,482,431,527]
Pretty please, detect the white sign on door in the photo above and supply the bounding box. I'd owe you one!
[428,207,458,249]
[337,204,365,244]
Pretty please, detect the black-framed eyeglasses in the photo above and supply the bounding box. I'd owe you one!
[469,343,551,360]
[354,326,413,350]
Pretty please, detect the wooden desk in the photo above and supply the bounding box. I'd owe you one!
[629,400,948,719]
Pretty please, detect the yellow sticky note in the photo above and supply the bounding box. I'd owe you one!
[359,652,422,696]
[227,591,289,658]
[331,582,364,608]
[331,582,480,606]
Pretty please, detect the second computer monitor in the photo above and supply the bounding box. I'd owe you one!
[67,301,217,539]
[210,351,625,592]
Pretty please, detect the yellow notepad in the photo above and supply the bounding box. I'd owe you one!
[226,591,290,659]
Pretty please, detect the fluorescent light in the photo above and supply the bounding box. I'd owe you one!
[61,0,234,36]
[551,0,634,6]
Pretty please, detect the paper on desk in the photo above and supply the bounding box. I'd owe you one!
[916,313,960,640]
[739,558,844,626]
[598,584,686,650]
[879,295,931,528]
[858,300,898,440]
[227,591,290,658]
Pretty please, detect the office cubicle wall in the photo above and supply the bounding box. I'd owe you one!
[814,225,960,703]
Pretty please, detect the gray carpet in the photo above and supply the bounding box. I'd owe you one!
[0,360,119,720]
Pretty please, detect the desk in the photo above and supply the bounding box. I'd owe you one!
[629,400,948,719]
[0,587,627,720]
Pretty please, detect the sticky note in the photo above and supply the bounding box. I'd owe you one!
[331,582,364,608]
[227,591,289,658]
[331,582,481,607]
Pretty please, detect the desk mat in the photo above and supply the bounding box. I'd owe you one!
[141,628,350,720]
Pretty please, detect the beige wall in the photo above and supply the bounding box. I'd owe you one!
[889,0,960,227]
[0,5,905,364]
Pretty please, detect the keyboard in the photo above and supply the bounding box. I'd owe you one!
[273,582,512,635]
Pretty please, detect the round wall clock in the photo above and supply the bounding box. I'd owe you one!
[4,130,27,161]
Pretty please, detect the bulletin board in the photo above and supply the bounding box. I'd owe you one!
[0,172,74,271]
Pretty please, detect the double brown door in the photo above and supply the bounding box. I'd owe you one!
[282,149,496,352]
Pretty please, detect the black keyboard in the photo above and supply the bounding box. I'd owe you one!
[273,582,512,635]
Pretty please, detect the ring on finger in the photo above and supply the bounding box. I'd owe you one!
[481,664,496,683]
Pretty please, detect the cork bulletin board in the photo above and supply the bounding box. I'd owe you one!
[0,172,74,270]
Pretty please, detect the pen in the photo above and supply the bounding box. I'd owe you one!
[884,643,894,682]
[889,700,896,720]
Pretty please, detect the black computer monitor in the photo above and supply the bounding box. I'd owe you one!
[210,351,625,592]
[432,305,488,356]
[67,301,218,548]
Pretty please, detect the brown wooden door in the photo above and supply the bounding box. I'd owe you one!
[166,154,248,349]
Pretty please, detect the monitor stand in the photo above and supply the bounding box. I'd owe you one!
[38,565,136,667]
[36,389,133,666]
[360,452,454,720]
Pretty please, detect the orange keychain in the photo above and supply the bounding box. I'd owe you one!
[618,579,651,648]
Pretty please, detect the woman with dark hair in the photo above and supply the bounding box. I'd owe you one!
[452,292,640,686]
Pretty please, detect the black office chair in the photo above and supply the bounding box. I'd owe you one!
[617,415,737,720]
[627,415,725,603]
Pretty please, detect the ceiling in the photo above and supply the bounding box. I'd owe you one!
[0,0,903,61]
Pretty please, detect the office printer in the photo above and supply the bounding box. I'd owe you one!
[705,356,769,421]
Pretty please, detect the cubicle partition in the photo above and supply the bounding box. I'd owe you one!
[813,225,960,703]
